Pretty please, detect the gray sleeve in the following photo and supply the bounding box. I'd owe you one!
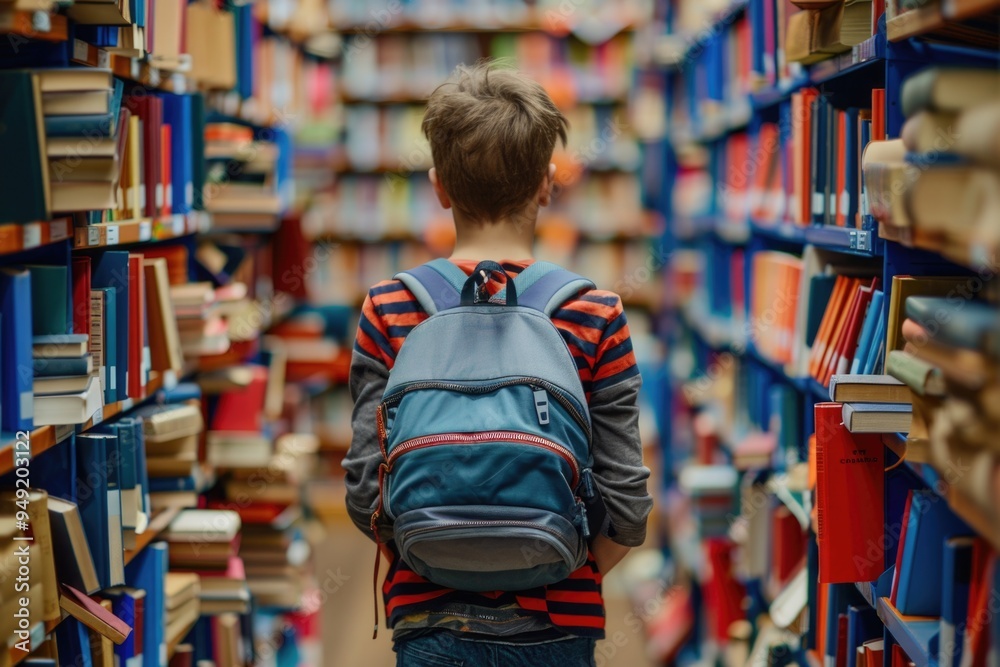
[589,374,653,547]
[343,349,390,541]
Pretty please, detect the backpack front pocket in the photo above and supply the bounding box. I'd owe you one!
[393,505,587,592]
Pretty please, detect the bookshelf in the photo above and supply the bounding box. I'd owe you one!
[639,0,1000,662]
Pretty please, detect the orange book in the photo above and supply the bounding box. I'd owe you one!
[872,89,886,141]
[815,403,885,583]
[864,640,885,667]
[780,259,803,363]
[835,110,847,226]
[815,278,862,382]
[817,582,829,659]
[793,89,820,225]
[822,278,877,386]
[808,276,849,378]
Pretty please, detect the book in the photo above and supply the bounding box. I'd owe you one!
[895,489,972,617]
[102,587,145,667]
[96,287,118,403]
[829,375,909,403]
[939,536,973,667]
[841,402,912,433]
[27,265,70,336]
[92,251,131,400]
[0,490,60,621]
[127,254,148,398]
[815,403,884,583]
[124,541,166,667]
[76,433,125,590]
[46,496,101,595]
[33,376,103,426]
[55,618,95,667]
[33,374,93,396]
[885,276,968,353]
[953,101,1000,169]
[885,350,946,396]
[164,509,241,544]
[59,583,132,645]
[904,296,1000,357]
[33,333,88,357]
[846,605,882,667]
[0,268,35,431]
[0,70,50,222]
[902,67,1000,117]
[890,490,914,605]
[849,290,884,374]
[33,353,94,377]
[143,258,184,376]
[72,257,92,340]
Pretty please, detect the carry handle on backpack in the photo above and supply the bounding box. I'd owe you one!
[459,260,518,307]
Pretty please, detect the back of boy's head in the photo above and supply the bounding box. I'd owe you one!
[422,60,569,225]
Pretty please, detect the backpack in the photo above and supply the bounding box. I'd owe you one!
[373,259,607,593]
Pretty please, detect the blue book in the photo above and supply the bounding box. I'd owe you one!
[30,432,77,502]
[55,618,93,667]
[125,541,167,667]
[76,433,125,590]
[850,290,884,374]
[897,490,973,617]
[103,587,145,667]
[862,313,886,376]
[96,419,137,544]
[0,268,34,432]
[92,252,130,403]
[161,93,193,214]
[940,537,974,667]
[846,605,882,667]
[148,475,198,493]
[159,381,201,404]
[32,354,92,377]
[44,112,116,137]
[825,585,867,667]
[130,418,151,522]
[97,286,118,404]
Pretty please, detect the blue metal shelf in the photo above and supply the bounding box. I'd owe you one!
[876,598,939,667]
[750,219,884,257]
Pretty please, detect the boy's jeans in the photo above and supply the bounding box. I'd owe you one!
[395,631,597,666]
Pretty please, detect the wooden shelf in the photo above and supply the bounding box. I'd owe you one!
[73,212,210,249]
[9,617,62,665]
[887,4,1000,46]
[0,218,73,256]
[124,505,181,565]
[71,39,192,93]
[0,425,74,477]
[0,10,67,42]
[334,19,638,36]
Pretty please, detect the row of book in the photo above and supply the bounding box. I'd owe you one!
[326,0,651,30]
[341,31,634,105]
[863,67,1000,267]
[305,171,649,242]
[340,102,640,174]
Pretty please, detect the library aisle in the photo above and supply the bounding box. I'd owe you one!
[1,0,1000,664]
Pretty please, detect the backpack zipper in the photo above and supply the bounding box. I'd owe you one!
[382,378,591,439]
[386,430,580,488]
[402,519,571,543]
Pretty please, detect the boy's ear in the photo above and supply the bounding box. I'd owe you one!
[537,163,557,208]
[429,168,451,210]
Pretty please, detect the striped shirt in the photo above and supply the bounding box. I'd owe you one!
[352,259,641,639]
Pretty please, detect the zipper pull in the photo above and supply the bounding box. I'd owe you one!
[580,467,596,501]
[533,389,550,426]
[577,501,591,540]
[371,510,381,639]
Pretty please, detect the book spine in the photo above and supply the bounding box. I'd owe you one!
[90,290,106,397]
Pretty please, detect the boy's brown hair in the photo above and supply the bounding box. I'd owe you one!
[421,60,569,224]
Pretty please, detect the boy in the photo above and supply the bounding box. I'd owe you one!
[343,61,652,666]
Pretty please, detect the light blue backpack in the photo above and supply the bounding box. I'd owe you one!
[374,259,605,592]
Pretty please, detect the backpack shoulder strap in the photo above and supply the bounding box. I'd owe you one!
[511,261,595,317]
[393,258,468,315]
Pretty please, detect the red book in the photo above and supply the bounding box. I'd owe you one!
[138,244,189,285]
[210,364,267,432]
[836,613,850,667]
[965,546,995,667]
[815,403,885,583]
[772,505,806,586]
[891,644,911,667]
[161,123,172,217]
[704,539,746,642]
[872,89,886,141]
[889,490,914,605]
[134,592,144,658]
[72,256,92,340]
[872,0,885,36]
[60,583,133,644]
[817,279,863,384]
[127,254,147,399]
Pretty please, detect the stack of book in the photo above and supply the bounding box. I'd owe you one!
[864,67,1000,265]
[785,0,874,65]
[164,572,201,654]
[134,401,207,509]
[164,509,249,616]
[171,282,229,359]
[203,122,289,231]
[678,465,739,538]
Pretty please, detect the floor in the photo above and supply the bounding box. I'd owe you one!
[315,518,655,667]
